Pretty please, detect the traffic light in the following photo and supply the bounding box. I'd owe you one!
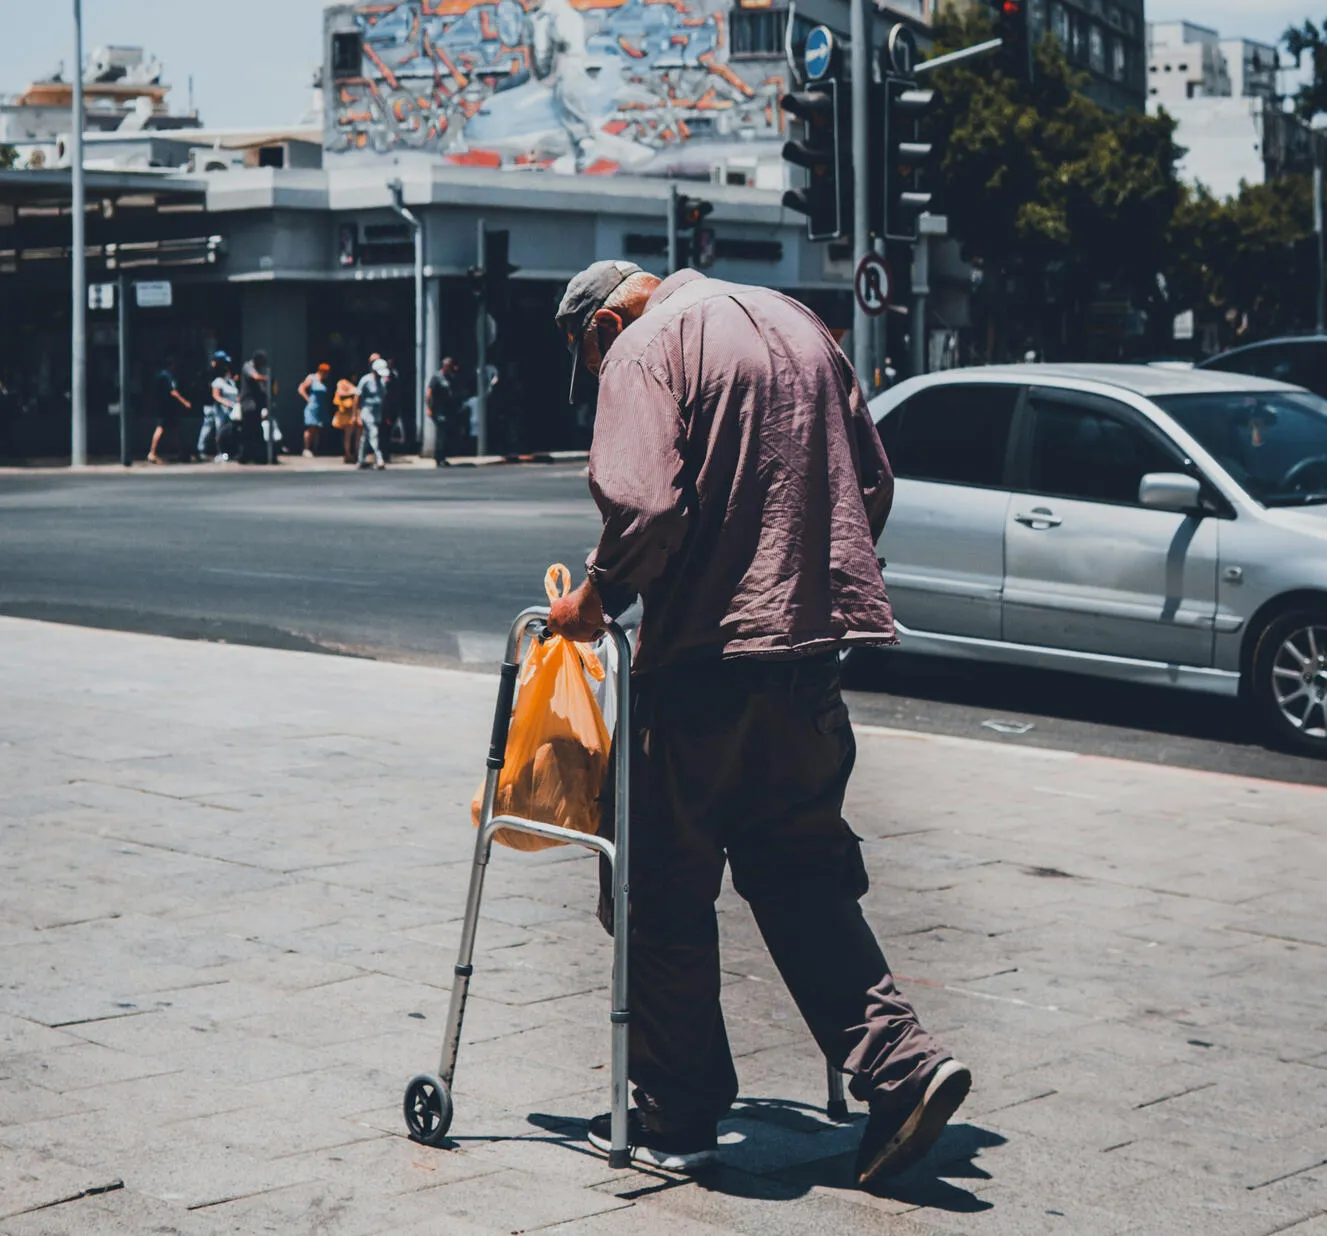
[482,228,519,314]
[882,79,938,244]
[781,80,849,242]
[995,0,1034,87]
[675,194,713,232]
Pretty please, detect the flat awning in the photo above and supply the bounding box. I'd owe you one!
[0,168,208,213]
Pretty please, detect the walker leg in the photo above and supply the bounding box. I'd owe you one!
[607,626,633,1168]
[826,1060,851,1122]
[436,828,494,1085]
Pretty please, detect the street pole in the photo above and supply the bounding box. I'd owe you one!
[70,0,87,467]
[911,234,929,377]
[667,183,679,275]
[1315,152,1325,335]
[117,273,131,467]
[475,220,488,458]
[850,0,872,390]
[387,179,425,453]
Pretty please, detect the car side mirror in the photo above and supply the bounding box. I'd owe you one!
[1139,472,1203,513]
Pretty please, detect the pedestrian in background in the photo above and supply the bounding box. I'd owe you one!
[208,353,239,462]
[196,352,235,461]
[355,356,390,471]
[147,357,191,465]
[547,261,971,1182]
[238,350,269,465]
[383,357,403,460]
[332,373,360,464]
[299,363,332,458]
[427,356,463,467]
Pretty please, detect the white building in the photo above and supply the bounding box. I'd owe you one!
[1146,21,1282,199]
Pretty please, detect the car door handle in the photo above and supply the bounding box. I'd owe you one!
[1014,508,1063,529]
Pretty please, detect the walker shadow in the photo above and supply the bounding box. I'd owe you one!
[522,1099,1004,1216]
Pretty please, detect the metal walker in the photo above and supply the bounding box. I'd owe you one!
[402,605,851,1168]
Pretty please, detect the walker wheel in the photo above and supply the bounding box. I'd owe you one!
[404,1073,453,1145]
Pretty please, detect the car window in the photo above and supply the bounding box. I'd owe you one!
[1204,342,1323,391]
[1026,394,1182,505]
[879,384,1019,487]
[1154,390,1327,506]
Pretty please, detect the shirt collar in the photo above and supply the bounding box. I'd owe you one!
[646,268,704,312]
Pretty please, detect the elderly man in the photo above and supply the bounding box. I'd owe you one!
[547,261,970,1184]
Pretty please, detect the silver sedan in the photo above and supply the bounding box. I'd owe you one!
[868,364,1327,757]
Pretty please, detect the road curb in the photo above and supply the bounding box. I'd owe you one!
[0,451,589,475]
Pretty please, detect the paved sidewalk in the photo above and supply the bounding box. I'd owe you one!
[2,616,1325,1236]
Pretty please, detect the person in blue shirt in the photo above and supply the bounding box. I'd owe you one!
[299,363,332,458]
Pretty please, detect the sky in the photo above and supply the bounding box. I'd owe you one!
[0,0,1320,129]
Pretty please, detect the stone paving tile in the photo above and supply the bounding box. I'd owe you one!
[5,617,1327,1235]
[0,1187,235,1236]
[0,1149,125,1223]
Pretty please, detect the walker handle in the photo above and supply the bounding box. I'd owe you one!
[487,659,520,770]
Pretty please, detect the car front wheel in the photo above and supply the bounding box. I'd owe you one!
[1251,607,1327,758]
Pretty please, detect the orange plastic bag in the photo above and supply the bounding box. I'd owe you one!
[471,565,612,852]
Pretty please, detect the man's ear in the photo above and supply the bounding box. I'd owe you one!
[593,307,624,347]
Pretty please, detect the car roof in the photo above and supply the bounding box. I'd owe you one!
[1202,335,1327,362]
[874,362,1299,405]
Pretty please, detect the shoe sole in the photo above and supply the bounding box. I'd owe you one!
[858,1059,972,1186]
[587,1127,717,1172]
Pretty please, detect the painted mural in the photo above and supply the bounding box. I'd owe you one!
[328,0,787,175]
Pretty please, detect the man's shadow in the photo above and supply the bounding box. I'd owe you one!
[522,1097,1004,1214]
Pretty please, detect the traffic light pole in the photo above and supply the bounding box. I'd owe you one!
[850,0,872,391]
[914,37,1003,76]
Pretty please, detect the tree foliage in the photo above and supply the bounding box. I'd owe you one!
[1168,176,1316,342]
[925,6,1182,358]
[1284,18,1327,119]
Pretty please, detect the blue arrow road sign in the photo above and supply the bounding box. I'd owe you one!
[805,26,835,80]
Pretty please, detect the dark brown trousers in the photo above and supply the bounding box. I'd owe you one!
[599,653,945,1130]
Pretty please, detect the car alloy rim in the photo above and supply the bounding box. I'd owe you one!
[1271,624,1327,740]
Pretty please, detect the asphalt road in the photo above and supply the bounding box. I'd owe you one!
[2,463,1324,787]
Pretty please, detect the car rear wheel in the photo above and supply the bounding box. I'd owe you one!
[1251,607,1327,758]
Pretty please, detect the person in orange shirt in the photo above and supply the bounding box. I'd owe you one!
[331,373,360,464]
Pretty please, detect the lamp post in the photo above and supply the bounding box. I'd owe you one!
[387,178,426,454]
[70,0,87,467]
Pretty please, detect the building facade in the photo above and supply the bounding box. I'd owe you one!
[1034,0,1147,112]
[1146,21,1285,200]
[1,0,953,462]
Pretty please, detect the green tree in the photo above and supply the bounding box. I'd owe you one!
[1284,19,1327,119]
[924,7,1183,360]
[1168,176,1316,343]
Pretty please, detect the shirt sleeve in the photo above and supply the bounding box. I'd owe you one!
[586,357,691,612]
[846,361,895,544]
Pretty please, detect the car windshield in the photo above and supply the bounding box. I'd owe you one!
[1153,391,1327,507]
